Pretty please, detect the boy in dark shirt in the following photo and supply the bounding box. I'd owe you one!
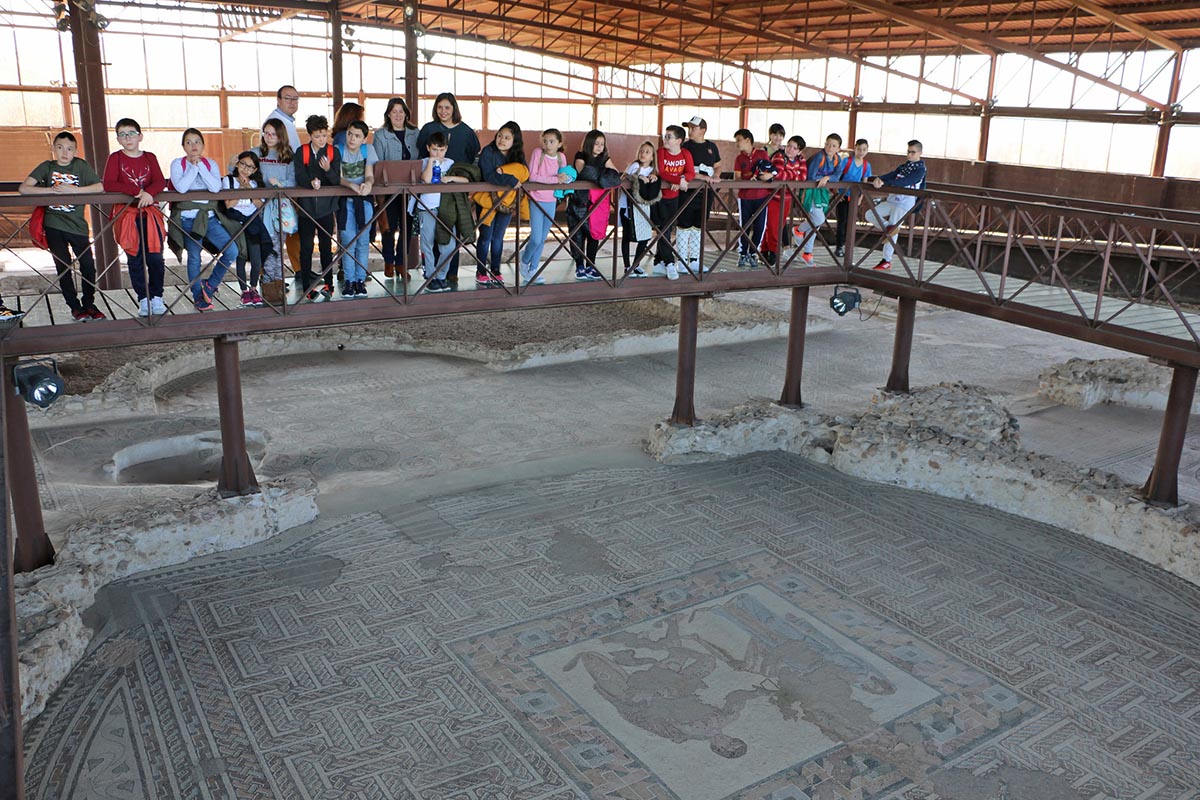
[679,116,721,275]
[293,114,342,301]
[20,131,104,320]
[733,129,769,269]
[869,139,927,271]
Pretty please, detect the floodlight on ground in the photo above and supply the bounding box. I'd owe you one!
[830,285,862,317]
[12,358,65,409]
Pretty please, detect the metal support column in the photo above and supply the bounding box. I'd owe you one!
[1152,54,1184,178]
[331,6,344,111]
[780,287,809,406]
[669,296,700,426]
[846,63,861,145]
[213,337,259,498]
[1142,363,1198,506]
[68,0,119,291]
[978,56,997,163]
[885,296,916,394]
[403,2,419,114]
[0,379,27,800]
[2,361,53,574]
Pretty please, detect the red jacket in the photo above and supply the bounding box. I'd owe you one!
[657,147,695,200]
[771,151,807,182]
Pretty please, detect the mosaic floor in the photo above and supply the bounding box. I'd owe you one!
[22,453,1200,799]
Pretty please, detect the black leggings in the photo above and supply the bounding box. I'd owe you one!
[620,207,649,271]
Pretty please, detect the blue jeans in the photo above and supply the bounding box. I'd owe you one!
[127,214,165,301]
[419,210,450,280]
[476,211,512,276]
[340,199,373,283]
[182,213,236,302]
[521,199,556,277]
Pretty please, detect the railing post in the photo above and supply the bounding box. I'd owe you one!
[780,287,809,406]
[2,359,53,573]
[213,336,259,498]
[844,185,858,272]
[0,372,28,800]
[1142,362,1198,506]
[669,296,700,426]
[885,296,917,394]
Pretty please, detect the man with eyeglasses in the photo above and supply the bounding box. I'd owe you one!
[266,85,302,150]
[868,139,926,271]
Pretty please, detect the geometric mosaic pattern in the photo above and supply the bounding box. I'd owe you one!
[22,453,1200,799]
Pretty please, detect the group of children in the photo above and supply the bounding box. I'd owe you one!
[17,101,930,318]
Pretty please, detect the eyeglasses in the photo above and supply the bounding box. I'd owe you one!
[237,162,257,170]
[116,131,139,138]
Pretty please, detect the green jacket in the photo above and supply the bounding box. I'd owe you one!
[436,163,481,246]
[168,200,247,262]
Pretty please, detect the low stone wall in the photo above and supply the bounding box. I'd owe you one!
[1038,357,1197,413]
[38,298,798,421]
[15,476,319,721]
[648,384,1200,587]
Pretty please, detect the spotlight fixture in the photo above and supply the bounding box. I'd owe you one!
[11,358,65,409]
[829,285,862,317]
[53,2,69,31]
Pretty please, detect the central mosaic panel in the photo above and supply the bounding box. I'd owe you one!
[453,552,1042,799]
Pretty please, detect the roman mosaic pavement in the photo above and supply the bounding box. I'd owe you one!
[22,453,1200,799]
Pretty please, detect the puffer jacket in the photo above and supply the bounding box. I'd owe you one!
[436,162,481,246]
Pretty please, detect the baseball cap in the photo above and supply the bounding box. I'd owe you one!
[682,116,707,129]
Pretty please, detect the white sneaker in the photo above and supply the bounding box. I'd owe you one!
[150,296,166,315]
[137,298,150,317]
[651,261,667,276]
[666,262,679,280]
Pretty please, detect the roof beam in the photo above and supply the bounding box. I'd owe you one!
[839,0,1167,108]
[1070,0,1181,53]
[583,0,983,102]
[218,8,300,42]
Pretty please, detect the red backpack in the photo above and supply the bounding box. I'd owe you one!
[302,143,334,166]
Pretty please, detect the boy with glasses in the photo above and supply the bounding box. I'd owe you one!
[103,118,168,316]
[869,140,926,271]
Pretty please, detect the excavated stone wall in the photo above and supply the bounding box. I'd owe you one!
[648,384,1200,586]
[1038,357,1198,413]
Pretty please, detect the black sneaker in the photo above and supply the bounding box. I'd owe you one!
[835,246,845,258]
[427,278,451,293]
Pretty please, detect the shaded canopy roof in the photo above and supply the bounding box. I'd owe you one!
[337,0,1195,66]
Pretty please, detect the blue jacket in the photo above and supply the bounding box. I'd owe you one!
[877,159,926,191]
[478,143,521,188]
[807,150,843,181]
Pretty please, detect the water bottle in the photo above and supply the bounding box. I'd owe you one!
[431,162,442,184]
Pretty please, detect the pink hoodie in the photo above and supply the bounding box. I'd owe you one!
[528,148,565,202]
